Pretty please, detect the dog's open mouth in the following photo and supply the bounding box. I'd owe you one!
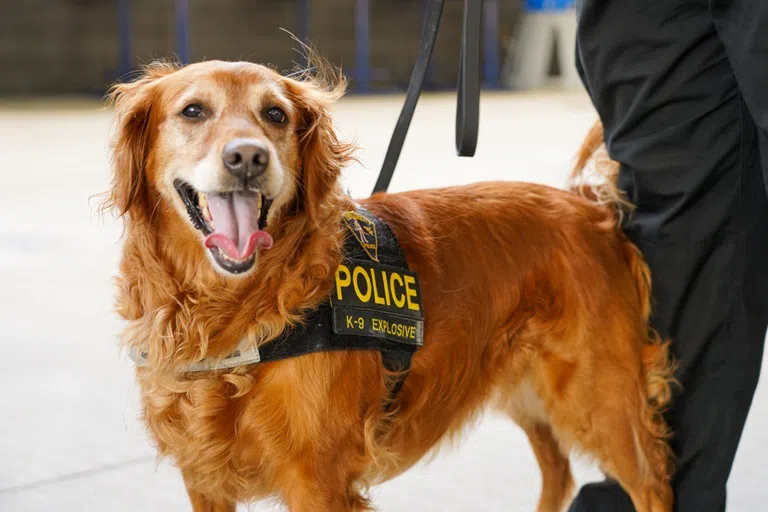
[174,180,274,274]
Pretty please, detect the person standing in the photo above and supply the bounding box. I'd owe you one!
[569,1,768,510]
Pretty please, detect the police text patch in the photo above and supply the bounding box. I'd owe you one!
[333,307,423,345]
[330,259,424,345]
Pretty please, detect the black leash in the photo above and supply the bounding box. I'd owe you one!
[373,0,482,194]
[456,0,481,157]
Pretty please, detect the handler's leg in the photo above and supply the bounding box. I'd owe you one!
[570,0,768,510]
[711,0,768,194]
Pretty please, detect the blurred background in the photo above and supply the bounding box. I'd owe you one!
[0,0,575,96]
[1,1,766,511]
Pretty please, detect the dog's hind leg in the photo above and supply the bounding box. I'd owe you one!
[545,360,673,512]
[496,374,575,512]
[521,421,575,512]
[585,397,672,512]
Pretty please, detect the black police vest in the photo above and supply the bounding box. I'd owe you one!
[257,207,424,403]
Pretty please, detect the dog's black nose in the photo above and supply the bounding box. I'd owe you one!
[222,138,269,183]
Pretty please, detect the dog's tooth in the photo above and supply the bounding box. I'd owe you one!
[198,193,208,209]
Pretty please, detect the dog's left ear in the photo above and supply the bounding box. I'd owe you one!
[105,62,177,221]
[287,74,356,227]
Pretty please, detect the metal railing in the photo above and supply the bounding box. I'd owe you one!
[115,0,501,92]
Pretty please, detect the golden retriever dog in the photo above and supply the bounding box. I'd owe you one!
[106,60,674,512]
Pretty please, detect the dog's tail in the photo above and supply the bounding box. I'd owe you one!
[626,236,677,493]
[567,120,634,219]
[625,239,675,412]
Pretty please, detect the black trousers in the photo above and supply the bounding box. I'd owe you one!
[570,0,768,510]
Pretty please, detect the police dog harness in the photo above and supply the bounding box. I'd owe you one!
[130,208,424,402]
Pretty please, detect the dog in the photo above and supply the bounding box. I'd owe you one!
[106,60,674,512]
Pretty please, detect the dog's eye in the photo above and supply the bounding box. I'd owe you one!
[181,104,204,119]
[266,107,287,124]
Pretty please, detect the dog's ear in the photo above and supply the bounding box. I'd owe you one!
[105,62,176,221]
[287,71,356,227]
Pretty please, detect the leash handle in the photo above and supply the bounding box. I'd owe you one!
[456,0,481,157]
[374,0,446,194]
[373,0,483,194]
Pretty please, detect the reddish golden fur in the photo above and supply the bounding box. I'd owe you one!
[107,61,674,511]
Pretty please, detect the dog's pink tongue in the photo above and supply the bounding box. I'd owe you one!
[204,192,273,260]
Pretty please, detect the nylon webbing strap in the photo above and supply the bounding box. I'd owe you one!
[373,0,482,194]
[373,0,445,194]
[456,0,481,157]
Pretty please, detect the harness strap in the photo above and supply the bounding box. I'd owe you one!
[130,323,415,406]
[258,302,417,409]
[373,0,482,194]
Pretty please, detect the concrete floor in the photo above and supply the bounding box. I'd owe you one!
[0,91,766,511]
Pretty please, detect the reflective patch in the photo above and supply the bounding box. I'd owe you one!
[342,211,379,262]
[128,338,261,372]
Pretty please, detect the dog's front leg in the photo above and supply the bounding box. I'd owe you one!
[184,482,235,512]
[279,466,373,512]
[284,489,373,512]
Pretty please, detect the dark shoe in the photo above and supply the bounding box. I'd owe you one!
[568,480,635,511]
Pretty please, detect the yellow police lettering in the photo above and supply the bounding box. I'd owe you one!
[370,269,386,305]
[346,315,354,328]
[353,266,372,302]
[404,275,420,311]
[336,265,351,300]
[390,273,406,308]
[381,270,392,305]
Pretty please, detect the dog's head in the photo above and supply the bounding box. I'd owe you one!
[107,60,353,276]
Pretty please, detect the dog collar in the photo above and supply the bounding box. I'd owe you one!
[129,207,424,400]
